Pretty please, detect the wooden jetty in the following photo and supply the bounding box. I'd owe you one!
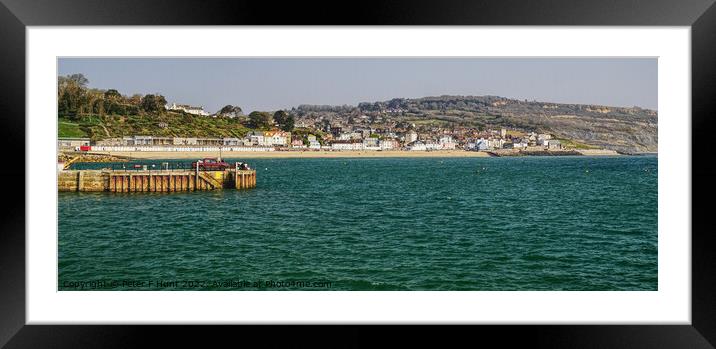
[58,163,256,193]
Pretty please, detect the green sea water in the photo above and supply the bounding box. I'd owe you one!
[58,156,657,291]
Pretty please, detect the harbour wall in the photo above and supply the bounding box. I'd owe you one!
[58,169,256,192]
[576,149,620,156]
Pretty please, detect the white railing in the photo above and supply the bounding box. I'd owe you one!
[90,146,275,152]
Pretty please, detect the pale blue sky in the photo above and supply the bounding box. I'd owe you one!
[58,58,657,113]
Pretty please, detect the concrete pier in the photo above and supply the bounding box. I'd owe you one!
[58,169,256,192]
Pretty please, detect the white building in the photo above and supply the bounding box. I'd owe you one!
[173,137,198,145]
[379,139,399,150]
[331,141,364,151]
[474,138,489,151]
[547,139,562,150]
[223,138,241,146]
[124,135,173,146]
[336,132,363,141]
[263,131,290,146]
[165,103,210,116]
[512,141,528,149]
[246,131,290,147]
[536,134,554,146]
[425,141,442,151]
[408,141,427,151]
[247,132,264,146]
[487,138,505,150]
[527,132,538,144]
[439,136,457,150]
[308,140,321,149]
[58,137,90,149]
[404,131,418,144]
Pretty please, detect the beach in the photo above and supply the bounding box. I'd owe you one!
[88,150,493,160]
[78,148,625,160]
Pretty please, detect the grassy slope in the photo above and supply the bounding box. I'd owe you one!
[58,119,88,138]
[58,112,252,141]
[556,138,600,149]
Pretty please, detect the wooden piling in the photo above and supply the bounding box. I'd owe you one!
[63,169,256,193]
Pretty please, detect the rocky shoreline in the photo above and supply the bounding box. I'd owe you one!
[58,152,129,164]
[486,148,625,157]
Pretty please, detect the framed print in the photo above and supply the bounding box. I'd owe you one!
[2,0,716,347]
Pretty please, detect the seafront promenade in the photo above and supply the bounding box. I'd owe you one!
[82,149,620,160]
[86,150,492,159]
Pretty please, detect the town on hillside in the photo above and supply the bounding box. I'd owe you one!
[57,74,653,154]
[59,100,574,154]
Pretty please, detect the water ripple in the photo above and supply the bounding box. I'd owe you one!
[60,156,657,290]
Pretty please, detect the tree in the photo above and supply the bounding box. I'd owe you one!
[86,90,105,116]
[156,95,167,111]
[280,114,295,132]
[140,94,167,114]
[140,95,158,112]
[99,89,124,115]
[273,110,295,131]
[104,89,122,100]
[58,73,90,117]
[218,105,243,118]
[67,73,88,88]
[248,111,272,129]
[273,110,288,126]
[128,94,142,106]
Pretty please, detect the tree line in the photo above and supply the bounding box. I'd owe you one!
[58,73,296,132]
[58,73,168,119]
[247,110,295,132]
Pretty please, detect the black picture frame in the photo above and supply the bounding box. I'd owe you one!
[1,0,714,347]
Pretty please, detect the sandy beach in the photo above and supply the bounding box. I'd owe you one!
[87,150,493,160]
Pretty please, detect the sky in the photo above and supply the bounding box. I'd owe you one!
[58,58,657,113]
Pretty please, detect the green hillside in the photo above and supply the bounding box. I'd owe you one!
[59,113,252,141]
[58,119,88,138]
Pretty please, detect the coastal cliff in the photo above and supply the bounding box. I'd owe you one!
[297,95,658,153]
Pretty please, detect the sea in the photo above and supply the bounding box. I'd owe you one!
[58,155,657,291]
